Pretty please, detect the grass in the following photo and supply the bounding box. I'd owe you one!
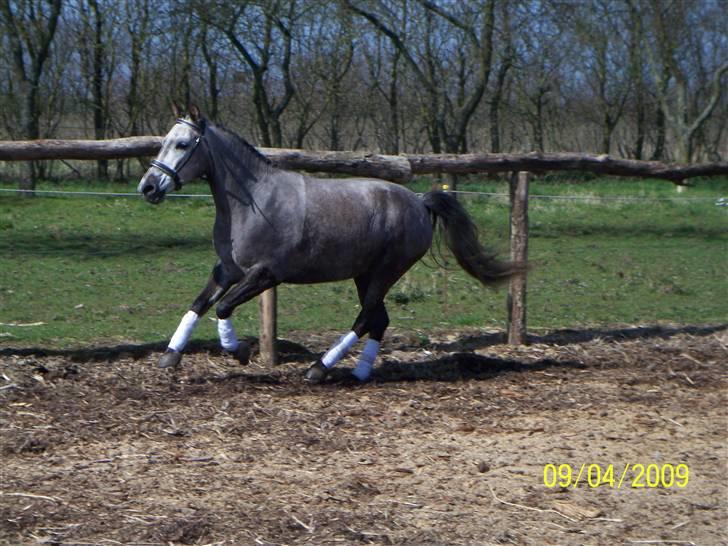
[0,175,726,348]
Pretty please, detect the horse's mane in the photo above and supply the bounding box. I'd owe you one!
[210,122,273,171]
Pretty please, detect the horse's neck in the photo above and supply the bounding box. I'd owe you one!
[207,132,275,220]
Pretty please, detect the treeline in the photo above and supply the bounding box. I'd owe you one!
[1,0,726,184]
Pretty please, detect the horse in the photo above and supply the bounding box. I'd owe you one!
[137,105,525,383]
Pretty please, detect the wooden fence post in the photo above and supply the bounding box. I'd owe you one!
[507,171,530,345]
[259,288,278,365]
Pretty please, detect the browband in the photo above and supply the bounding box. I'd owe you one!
[176,118,203,132]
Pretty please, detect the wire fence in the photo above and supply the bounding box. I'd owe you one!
[0,188,209,199]
[0,186,724,203]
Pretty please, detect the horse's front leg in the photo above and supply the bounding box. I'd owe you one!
[159,262,237,368]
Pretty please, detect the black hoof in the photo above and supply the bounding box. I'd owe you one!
[304,360,329,383]
[158,351,182,369]
[234,342,251,365]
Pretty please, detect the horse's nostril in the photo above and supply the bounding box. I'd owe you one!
[142,182,155,196]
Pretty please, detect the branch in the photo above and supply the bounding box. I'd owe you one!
[687,62,728,136]
[343,0,434,93]
[417,0,478,45]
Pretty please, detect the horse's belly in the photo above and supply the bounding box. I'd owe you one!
[281,249,377,284]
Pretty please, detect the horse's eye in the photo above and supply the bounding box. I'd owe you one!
[176,141,189,150]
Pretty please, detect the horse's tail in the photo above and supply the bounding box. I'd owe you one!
[422,190,527,286]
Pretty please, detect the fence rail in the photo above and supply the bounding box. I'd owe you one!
[2,137,727,184]
[1,187,721,202]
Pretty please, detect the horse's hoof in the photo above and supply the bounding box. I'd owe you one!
[158,351,182,369]
[304,360,328,383]
[234,342,251,365]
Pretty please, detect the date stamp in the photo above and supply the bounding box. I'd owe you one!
[543,463,689,489]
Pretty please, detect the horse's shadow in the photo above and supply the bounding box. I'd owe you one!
[180,353,582,388]
[326,353,585,385]
[2,323,724,386]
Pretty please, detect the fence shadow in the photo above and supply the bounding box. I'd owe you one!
[428,323,727,353]
[1,232,211,258]
[0,337,315,363]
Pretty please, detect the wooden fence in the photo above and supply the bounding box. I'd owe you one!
[2,137,727,363]
[2,137,727,183]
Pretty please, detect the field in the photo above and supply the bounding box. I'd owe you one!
[1,176,726,346]
[1,176,727,544]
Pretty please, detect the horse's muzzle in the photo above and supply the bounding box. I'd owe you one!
[138,175,166,204]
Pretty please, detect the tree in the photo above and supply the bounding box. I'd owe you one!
[566,0,631,155]
[346,0,496,154]
[78,0,113,178]
[512,1,564,153]
[487,0,514,153]
[123,0,151,137]
[199,0,298,147]
[644,0,728,163]
[0,0,63,190]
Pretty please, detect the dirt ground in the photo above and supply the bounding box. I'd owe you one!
[1,324,726,546]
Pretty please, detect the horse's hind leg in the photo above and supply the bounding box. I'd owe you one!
[159,262,236,368]
[349,274,393,381]
[303,275,369,382]
[304,270,399,383]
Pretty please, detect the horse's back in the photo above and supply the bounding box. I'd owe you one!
[280,176,432,283]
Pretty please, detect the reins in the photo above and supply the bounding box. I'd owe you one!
[149,118,205,190]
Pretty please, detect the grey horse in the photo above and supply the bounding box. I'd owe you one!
[138,106,525,382]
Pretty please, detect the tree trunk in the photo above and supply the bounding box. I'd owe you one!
[201,28,220,121]
[652,106,666,160]
[89,0,108,179]
[634,91,645,159]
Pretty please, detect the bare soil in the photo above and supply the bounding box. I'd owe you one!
[1,324,726,546]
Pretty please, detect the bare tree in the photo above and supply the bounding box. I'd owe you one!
[346,0,496,154]
[0,0,63,190]
[565,0,631,155]
[124,0,151,136]
[199,0,298,147]
[487,0,515,153]
[644,0,728,163]
[624,0,646,159]
[200,22,221,121]
[363,29,404,154]
[78,0,112,178]
[512,2,564,152]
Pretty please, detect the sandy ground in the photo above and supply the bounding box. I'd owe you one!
[1,324,726,546]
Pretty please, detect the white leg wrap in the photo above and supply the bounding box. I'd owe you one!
[352,339,380,381]
[321,331,359,368]
[167,310,199,352]
[217,318,239,352]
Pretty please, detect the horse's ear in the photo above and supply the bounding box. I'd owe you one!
[189,103,202,123]
[171,100,182,119]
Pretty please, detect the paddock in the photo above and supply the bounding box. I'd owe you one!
[2,137,727,544]
[1,325,725,545]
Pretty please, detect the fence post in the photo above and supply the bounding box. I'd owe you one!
[507,171,530,345]
[259,288,278,364]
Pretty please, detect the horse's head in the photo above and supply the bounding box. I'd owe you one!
[138,104,209,204]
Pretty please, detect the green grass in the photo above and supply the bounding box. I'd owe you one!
[1,176,726,348]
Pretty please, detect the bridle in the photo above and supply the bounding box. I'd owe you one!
[149,118,204,190]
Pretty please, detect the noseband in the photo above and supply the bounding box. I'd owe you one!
[149,119,204,190]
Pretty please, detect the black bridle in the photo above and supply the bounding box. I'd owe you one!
[149,118,204,190]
